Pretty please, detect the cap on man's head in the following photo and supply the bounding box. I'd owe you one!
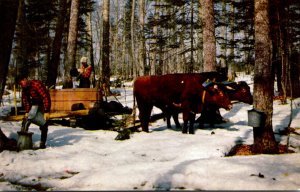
[80,56,87,63]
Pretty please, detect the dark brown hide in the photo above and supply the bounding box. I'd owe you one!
[226,81,253,104]
[133,72,232,133]
[164,72,228,129]
[197,81,253,127]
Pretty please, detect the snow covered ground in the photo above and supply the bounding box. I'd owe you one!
[0,74,299,190]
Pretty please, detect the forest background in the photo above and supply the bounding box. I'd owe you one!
[0,0,300,154]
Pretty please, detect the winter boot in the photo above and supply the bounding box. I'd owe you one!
[39,123,48,149]
[189,126,195,134]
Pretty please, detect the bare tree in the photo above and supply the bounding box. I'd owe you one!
[130,0,136,76]
[0,0,19,101]
[150,0,159,75]
[101,0,110,93]
[228,1,235,80]
[200,0,217,72]
[47,0,67,88]
[65,0,80,80]
[219,1,227,74]
[197,1,204,72]
[87,10,96,87]
[15,0,29,77]
[253,0,278,154]
[138,0,146,76]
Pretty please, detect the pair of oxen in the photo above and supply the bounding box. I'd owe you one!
[133,72,253,134]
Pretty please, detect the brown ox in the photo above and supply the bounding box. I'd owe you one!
[168,80,253,128]
[225,81,253,104]
[133,73,232,134]
[196,81,253,127]
[163,72,228,129]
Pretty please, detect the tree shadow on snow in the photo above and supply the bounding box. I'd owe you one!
[150,124,182,132]
[44,128,84,147]
[150,121,240,133]
[222,103,250,120]
[273,107,300,143]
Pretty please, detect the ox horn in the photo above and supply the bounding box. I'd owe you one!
[225,85,235,90]
[173,102,182,108]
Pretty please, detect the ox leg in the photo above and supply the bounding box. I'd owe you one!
[138,106,152,132]
[162,108,172,129]
[182,111,189,134]
[195,114,204,128]
[166,108,181,129]
[188,112,196,134]
[182,122,188,134]
[172,113,181,129]
[166,113,172,129]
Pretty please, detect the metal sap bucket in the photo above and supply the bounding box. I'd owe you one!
[248,108,265,127]
[28,105,46,126]
[17,131,33,151]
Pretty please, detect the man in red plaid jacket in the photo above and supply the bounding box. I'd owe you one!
[16,75,51,149]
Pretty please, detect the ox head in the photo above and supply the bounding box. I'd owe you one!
[202,81,233,111]
[222,81,253,104]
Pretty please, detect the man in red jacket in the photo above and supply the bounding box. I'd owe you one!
[16,75,51,149]
[77,56,92,88]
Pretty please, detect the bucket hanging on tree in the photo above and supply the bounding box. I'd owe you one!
[248,108,266,127]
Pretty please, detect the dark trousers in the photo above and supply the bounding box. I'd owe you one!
[79,78,91,88]
[25,120,48,148]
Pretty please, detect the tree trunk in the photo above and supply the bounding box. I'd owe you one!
[15,0,29,77]
[130,0,136,77]
[188,0,194,73]
[47,0,67,88]
[253,0,278,154]
[101,0,110,94]
[112,0,120,78]
[197,1,204,72]
[0,0,19,101]
[180,4,187,73]
[228,1,235,80]
[87,11,96,87]
[220,1,227,71]
[290,53,300,98]
[66,0,80,80]
[151,0,159,75]
[138,0,146,76]
[277,0,289,104]
[200,0,216,72]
